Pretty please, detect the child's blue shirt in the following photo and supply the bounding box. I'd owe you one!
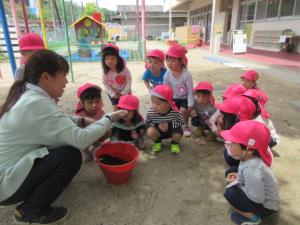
[142,68,166,87]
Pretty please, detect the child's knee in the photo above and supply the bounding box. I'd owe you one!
[147,127,160,140]
[171,133,182,142]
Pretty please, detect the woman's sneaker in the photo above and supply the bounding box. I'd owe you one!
[230,212,261,225]
[14,206,69,224]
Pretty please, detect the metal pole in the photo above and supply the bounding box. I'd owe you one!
[169,0,172,39]
[61,0,74,82]
[136,0,140,41]
[141,0,146,59]
[21,0,30,33]
[9,0,21,37]
[209,0,217,53]
[70,0,74,22]
[50,0,57,40]
[0,0,16,77]
[37,0,48,49]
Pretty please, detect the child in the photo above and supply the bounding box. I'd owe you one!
[222,121,279,225]
[75,83,105,161]
[240,69,259,89]
[209,84,246,137]
[146,84,184,154]
[15,33,45,80]
[163,44,194,137]
[101,44,132,111]
[143,49,167,89]
[111,94,146,149]
[76,82,105,120]
[191,81,217,144]
[242,89,280,148]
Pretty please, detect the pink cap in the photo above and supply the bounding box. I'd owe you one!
[150,84,179,112]
[241,70,259,82]
[147,49,164,62]
[117,94,139,110]
[216,96,256,121]
[242,89,270,118]
[102,43,120,53]
[77,82,102,98]
[221,120,272,167]
[19,33,45,51]
[222,84,247,98]
[166,44,188,66]
[193,81,213,92]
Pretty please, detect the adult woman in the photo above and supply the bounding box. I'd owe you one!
[0,50,125,224]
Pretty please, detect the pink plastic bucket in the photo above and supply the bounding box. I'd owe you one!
[94,141,140,185]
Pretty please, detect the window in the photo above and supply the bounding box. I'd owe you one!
[256,0,267,19]
[295,0,300,15]
[267,0,280,18]
[247,2,256,20]
[240,5,247,21]
[280,0,295,16]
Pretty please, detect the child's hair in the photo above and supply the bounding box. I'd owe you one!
[239,143,261,158]
[195,89,211,96]
[243,96,261,118]
[0,50,69,119]
[102,47,125,74]
[222,111,239,130]
[80,87,101,102]
[118,109,143,125]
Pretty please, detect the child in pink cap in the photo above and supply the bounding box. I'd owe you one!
[222,121,279,225]
[111,94,146,149]
[191,81,217,144]
[101,44,132,111]
[146,84,184,154]
[15,33,45,80]
[75,83,105,161]
[163,44,194,138]
[143,49,167,89]
[240,69,259,89]
[209,83,246,137]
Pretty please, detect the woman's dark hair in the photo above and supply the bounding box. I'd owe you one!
[244,96,261,118]
[196,89,211,96]
[80,87,102,102]
[102,47,125,74]
[118,109,143,125]
[0,50,69,118]
[222,111,239,130]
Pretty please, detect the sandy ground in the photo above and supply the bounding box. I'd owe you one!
[0,42,300,225]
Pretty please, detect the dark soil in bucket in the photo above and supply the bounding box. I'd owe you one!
[99,154,130,165]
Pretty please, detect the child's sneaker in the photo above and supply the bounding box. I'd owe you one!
[14,206,69,224]
[183,127,191,138]
[230,212,261,225]
[170,143,181,154]
[152,142,162,153]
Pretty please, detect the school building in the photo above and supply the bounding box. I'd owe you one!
[169,0,300,53]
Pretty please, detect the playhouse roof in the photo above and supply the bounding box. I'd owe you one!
[69,15,106,28]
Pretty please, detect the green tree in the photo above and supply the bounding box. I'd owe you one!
[84,3,97,16]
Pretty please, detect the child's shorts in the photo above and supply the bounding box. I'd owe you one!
[191,116,210,129]
[224,185,276,217]
[174,98,188,109]
[159,127,183,139]
[107,93,120,105]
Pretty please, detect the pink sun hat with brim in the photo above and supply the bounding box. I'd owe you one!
[19,33,45,51]
[240,69,259,82]
[165,44,188,66]
[77,82,102,99]
[216,95,257,121]
[193,81,215,105]
[147,49,165,62]
[117,94,140,111]
[221,120,273,167]
[150,84,179,112]
[101,43,120,53]
[222,84,247,99]
[242,89,270,118]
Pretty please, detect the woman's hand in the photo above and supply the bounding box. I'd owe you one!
[106,110,128,122]
[158,123,169,132]
[226,172,238,183]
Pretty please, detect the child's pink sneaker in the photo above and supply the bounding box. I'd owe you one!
[183,127,191,138]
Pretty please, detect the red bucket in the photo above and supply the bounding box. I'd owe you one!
[94,141,140,185]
